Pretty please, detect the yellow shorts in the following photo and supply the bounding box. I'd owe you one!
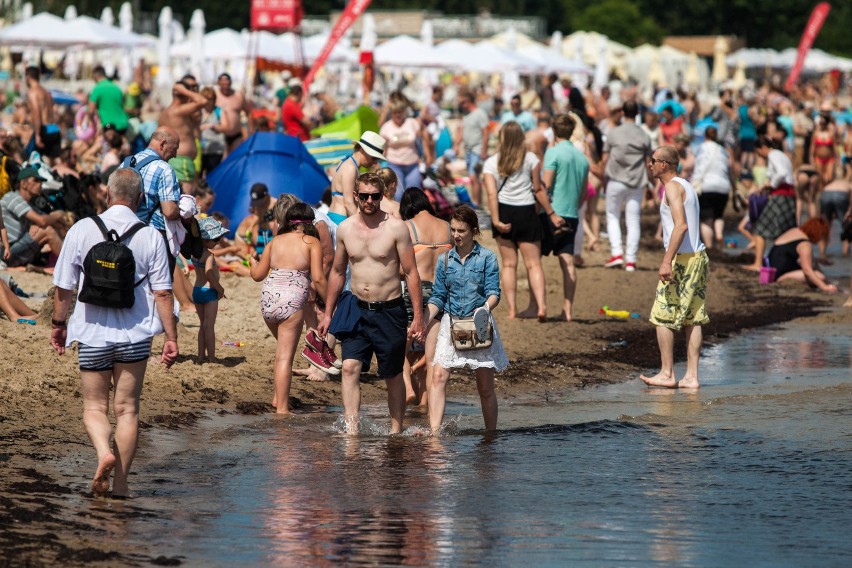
[649,250,710,331]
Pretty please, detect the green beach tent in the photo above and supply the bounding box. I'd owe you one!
[311,105,379,140]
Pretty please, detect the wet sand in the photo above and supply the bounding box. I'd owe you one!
[1,228,848,565]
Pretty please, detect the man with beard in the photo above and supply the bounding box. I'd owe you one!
[319,172,425,434]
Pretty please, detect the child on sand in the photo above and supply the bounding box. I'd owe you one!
[250,203,327,414]
[193,217,228,363]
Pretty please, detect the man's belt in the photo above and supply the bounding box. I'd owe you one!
[356,296,404,311]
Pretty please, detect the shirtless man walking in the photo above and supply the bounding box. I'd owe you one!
[215,73,252,153]
[158,76,207,192]
[327,132,385,226]
[24,66,60,163]
[319,172,425,433]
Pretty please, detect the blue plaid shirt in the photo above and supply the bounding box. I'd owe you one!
[132,149,179,230]
[429,242,501,318]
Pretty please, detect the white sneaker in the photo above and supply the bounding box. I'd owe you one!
[472,307,490,342]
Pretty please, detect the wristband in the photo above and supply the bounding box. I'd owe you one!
[51,319,67,327]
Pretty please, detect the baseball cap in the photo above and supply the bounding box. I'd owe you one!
[250,183,270,208]
[356,131,386,160]
[17,166,46,182]
[198,216,228,240]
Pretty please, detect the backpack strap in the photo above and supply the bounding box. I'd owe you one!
[91,215,117,242]
[118,222,147,242]
[123,153,166,225]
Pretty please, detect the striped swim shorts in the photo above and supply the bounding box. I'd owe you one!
[77,338,154,371]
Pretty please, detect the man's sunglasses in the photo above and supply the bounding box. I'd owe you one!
[357,192,383,202]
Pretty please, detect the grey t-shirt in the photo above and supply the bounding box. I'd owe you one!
[0,191,32,244]
[461,107,490,154]
[603,122,652,188]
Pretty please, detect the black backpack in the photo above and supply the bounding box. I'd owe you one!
[78,216,148,309]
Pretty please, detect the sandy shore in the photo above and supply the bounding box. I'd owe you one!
[1,227,849,564]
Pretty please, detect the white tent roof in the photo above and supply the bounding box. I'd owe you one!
[374,35,444,68]
[0,13,76,47]
[433,39,476,69]
[467,41,541,73]
[517,42,592,75]
[726,47,852,73]
[69,15,153,47]
[0,12,152,48]
[171,28,246,59]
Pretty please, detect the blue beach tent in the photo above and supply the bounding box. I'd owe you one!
[206,132,330,230]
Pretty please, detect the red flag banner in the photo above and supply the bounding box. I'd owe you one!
[785,2,831,92]
[303,0,373,89]
[251,0,303,32]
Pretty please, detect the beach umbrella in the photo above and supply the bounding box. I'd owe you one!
[593,35,609,91]
[712,36,729,84]
[118,2,134,84]
[206,132,330,226]
[732,59,747,90]
[156,7,173,87]
[189,9,206,82]
[685,52,700,88]
[100,8,117,77]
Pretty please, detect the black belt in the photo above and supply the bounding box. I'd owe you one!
[356,296,404,311]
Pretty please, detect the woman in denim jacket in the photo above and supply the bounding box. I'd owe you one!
[426,205,509,435]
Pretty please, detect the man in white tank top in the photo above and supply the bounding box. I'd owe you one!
[641,146,710,389]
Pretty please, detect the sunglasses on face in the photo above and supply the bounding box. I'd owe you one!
[650,158,671,165]
[357,192,383,202]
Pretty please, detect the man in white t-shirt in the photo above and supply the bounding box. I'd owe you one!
[641,145,709,390]
[50,168,178,498]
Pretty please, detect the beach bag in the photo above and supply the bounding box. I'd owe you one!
[444,253,493,351]
[79,216,147,309]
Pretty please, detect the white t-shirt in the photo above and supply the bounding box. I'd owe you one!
[53,205,173,347]
[482,151,540,206]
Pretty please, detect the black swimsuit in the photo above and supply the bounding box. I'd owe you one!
[767,239,807,278]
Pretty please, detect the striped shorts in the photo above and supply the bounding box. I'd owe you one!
[78,338,154,371]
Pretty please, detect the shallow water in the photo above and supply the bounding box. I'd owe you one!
[59,322,852,566]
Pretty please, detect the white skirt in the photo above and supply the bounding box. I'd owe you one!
[433,313,509,372]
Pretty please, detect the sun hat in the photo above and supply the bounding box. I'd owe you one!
[198,216,228,240]
[356,131,386,160]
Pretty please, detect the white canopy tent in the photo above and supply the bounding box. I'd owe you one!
[726,48,852,73]
[433,39,476,70]
[0,12,76,48]
[374,35,444,68]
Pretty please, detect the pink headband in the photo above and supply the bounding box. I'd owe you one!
[289,219,312,225]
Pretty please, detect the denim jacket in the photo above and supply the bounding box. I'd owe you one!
[429,242,501,318]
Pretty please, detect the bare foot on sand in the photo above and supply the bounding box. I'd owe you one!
[677,377,700,389]
[92,453,116,497]
[558,312,573,322]
[301,370,331,382]
[843,297,852,308]
[640,372,678,388]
